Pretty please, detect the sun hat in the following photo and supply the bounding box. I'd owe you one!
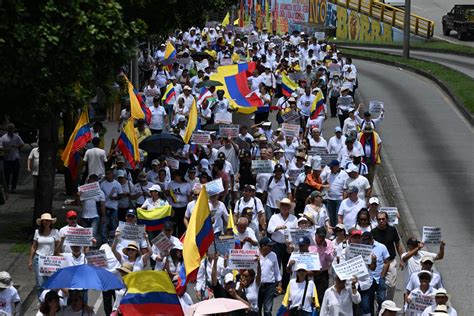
[116,263,134,275]
[420,255,435,263]
[378,300,401,315]
[278,198,295,210]
[122,241,140,256]
[434,288,450,298]
[36,213,57,226]
[0,272,13,289]
[417,270,433,280]
[430,305,449,315]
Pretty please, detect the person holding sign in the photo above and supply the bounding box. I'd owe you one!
[111,233,152,272]
[309,227,334,304]
[151,221,182,271]
[406,256,444,295]
[236,263,262,316]
[357,123,382,185]
[58,211,84,253]
[421,288,457,316]
[320,275,361,315]
[405,271,436,316]
[28,213,60,298]
[285,264,319,315]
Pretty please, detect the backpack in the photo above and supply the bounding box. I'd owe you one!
[294,175,313,201]
[267,175,289,192]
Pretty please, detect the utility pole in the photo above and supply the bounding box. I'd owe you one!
[403,0,411,59]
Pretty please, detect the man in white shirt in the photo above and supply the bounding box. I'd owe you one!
[83,137,107,178]
[327,126,346,155]
[265,164,292,218]
[338,186,366,230]
[401,238,445,285]
[174,86,195,117]
[100,169,123,242]
[258,237,281,316]
[297,86,315,118]
[1,123,25,193]
[343,164,371,201]
[0,272,20,316]
[236,217,258,250]
[320,275,361,315]
[421,288,458,316]
[59,210,85,253]
[149,97,167,133]
[234,185,266,237]
[322,160,348,227]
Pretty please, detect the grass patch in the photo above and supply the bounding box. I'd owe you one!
[343,48,474,113]
[332,39,474,55]
[10,242,30,254]
[0,222,32,242]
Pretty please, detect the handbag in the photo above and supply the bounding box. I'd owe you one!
[289,279,309,316]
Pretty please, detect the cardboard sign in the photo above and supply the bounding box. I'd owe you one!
[191,131,211,145]
[308,147,328,156]
[339,96,353,106]
[369,101,384,114]
[282,110,300,125]
[251,160,274,173]
[119,221,146,241]
[320,153,338,166]
[219,124,239,137]
[215,237,235,255]
[151,233,175,253]
[228,249,259,270]
[78,182,102,201]
[215,112,233,124]
[289,252,322,271]
[85,250,108,268]
[205,178,225,196]
[422,226,441,244]
[247,34,259,44]
[406,292,434,313]
[65,227,93,247]
[289,228,314,244]
[314,32,326,40]
[332,255,369,280]
[166,157,179,170]
[346,244,374,264]
[281,123,300,138]
[379,207,399,225]
[39,256,66,276]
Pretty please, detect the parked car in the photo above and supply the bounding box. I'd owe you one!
[442,5,474,40]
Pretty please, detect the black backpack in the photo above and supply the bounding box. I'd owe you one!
[294,176,313,201]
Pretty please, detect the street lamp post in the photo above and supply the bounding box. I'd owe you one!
[403,0,411,59]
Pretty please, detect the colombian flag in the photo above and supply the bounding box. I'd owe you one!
[216,61,256,76]
[222,12,230,27]
[224,71,263,113]
[162,83,176,104]
[281,74,298,97]
[176,186,214,295]
[137,205,173,232]
[310,90,325,119]
[120,271,184,316]
[164,41,177,60]
[117,119,140,169]
[182,98,197,144]
[134,90,151,125]
[61,109,92,180]
[124,76,145,121]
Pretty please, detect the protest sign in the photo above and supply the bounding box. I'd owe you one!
[422,226,442,244]
[287,169,302,183]
[346,243,374,264]
[191,131,211,145]
[215,236,235,255]
[39,256,66,276]
[251,160,274,173]
[85,250,108,268]
[282,110,300,125]
[406,292,434,314]
[289,228,314,245]
[151,233,175,253]
[332,255,369,280]
[205,178,224,196]
[78,182,102,201]
[219,124,239,137]
[339,96,352,106]
[281,123,300,138]
[308,147,328,156]
[220,58,233,66]
[65,227,93,247]
[247,34,259,44]
[369,101,384,114]
[215,112,233,124]
[289,252,321,271]
[228,249,259,270]
[320,153,338,166]
[379,207,399,225]
[119,221,146,241]
[314,32,326,40]
[166,157,179,170]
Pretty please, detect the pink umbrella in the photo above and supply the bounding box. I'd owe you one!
[185,298,249,315]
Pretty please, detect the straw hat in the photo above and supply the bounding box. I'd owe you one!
[122,241,140,256]
[277,198,295,211]
[116,263,134,275]
[36,213,57,226]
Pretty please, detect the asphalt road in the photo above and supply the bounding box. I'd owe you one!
[343,46,474,78]
[356,59,474,315]
[410,0,474,46]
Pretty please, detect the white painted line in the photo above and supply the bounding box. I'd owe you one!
[93,295,103,314]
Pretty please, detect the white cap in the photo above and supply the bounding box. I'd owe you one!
[378,300,401,314]
[334,126,342,133]
[149,184,162,192]
[295,263,307,271]
[262,121,272,127]
[200,159,210,169]
[434,288,449,297]
[352,149,362,157]
[369,197,380,205]
[268,43,276,49]
[224,273,234,284]
[346,164,358,173]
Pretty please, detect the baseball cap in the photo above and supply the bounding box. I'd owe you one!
[274,164,285,172]
[328,159,340,167]
[224,273,234,284]
[149,184,162,192]
[350,229,363,236]
[125,209,136,217]
[0,272,13,289]
[420,255,434,263]
[116,156,125,163]
[116,170,126,178]
[295,263,307,271]
[151,159,160,166]
[316,227,327,237]
[310,190,323,198]
[259,236,275,247]
[369,197,380,205]
[243,184,256,191]
[379,300,401,314]
[334,126,342,133]
[218,152,226,159]
[66,210,77,219]
[334,223,346,232]
[417,270,433,279]
[346,164,359,173]
[163,221,174,230]
[298,236,311,246]
[361,231,373,240]
[406,237,420,247]
[347,186,359,194]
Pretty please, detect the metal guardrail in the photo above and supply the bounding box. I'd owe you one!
[332,0,434,38]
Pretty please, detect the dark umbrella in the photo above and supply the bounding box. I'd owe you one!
[43,265,124,291]
[202,123,220,131]
[191,52,212,60]
[139,132,185,154]
[196,80,223,89]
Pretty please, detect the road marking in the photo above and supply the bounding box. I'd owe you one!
[433,35,459,45]
[94,295,103,314]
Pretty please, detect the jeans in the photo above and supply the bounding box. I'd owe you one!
[33,254,48,298]
[172,206,187,237]
[359,280,376,316]
[326,199,341,227]
[313,270,329,305]
[273,242,290,290]
[375,277,387,313]
[265,205,279,223]
[4,159,20,190]
[258,282,276,316]
[102,208,118,243]
[81,217,100,245]
[102,290,116,316]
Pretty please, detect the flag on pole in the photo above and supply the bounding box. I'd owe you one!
[61,109,92,180]
[222,12,230,27]
[281,74,298,97]
[182,98,197,144]
[134,90,151,125]
[164,41,177,60]
[309,90,325,119]
[233,18,240,26]
[162,83,176,104]
[124,76,145,121]
[116,119,140,169]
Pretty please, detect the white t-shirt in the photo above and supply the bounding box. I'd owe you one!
[81,190,105,218]
[100,180,123,210]
[323,170,348,201]
[62,252,86,267]
[0,286,20,316]
[309,137,327,149]
[338,198,366,230]
[83,147,107,177]
[209,201,229,234]
[288,279,317,312]
[401,250,437,283]
[133,182,154,206]
[298,94,315,117]
[167,181,192,208]
[234,197,265,234]
[343,175,371,201]
[59,224,84,253]
[34,229,59,256]
[237,281,259,312]
[266,176,291,209]
[236,228,258,250]
[149,105,167,130]
[327,135,347,155]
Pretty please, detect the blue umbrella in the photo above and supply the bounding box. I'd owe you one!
[43,265,125,291]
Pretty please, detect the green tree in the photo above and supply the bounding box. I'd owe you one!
[0,0,143,225]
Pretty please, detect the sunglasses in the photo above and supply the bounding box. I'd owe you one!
[377,218,387,221]
[359,218,368,222]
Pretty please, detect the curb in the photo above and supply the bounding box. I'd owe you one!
[336,42,474,57]
[345,53,474,126]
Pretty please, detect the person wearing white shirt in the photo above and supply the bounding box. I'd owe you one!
[259,66,276,90]
[298,87,315,118]
[338,139,361,169]
[421,288,457,316]
[83,137,107,178]
[234,186,266,237]
[405,271,436,316]
[265,165,292,217]
[100,169,123,240]
[248,71,262,92]
[338,186,366,230]
[320,275,361,316]
[143,79,160,107]
[322,160,348,227]
[208,194,229,236]
[327,126,346,155]
[356,110,384,131]
[342,109,359,137]
[343,164,371,201]
[58,210,84,253]
[149,98,167,133]
[174,87,195,117]
[308,128,327,149]
[235,217,258,250]
[287,264,319,314]
[195,252,225,301]
[258,237,281,316]
[0,272,21,316]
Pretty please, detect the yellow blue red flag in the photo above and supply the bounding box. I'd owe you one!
[183,98,197,144]
[281,74,298,97]
[137,205,173,232]
[310,89,325,119]
[117,119,140,169]
[164,41,176,60]
[124,76,145,121]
